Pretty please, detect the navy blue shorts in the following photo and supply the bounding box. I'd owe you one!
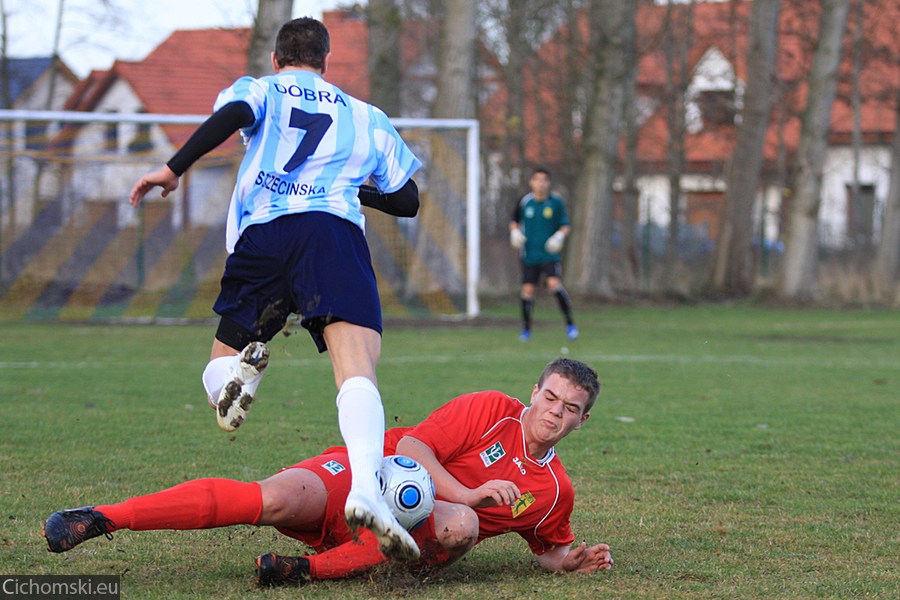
[521,261,562,285]
[213,212,382,353]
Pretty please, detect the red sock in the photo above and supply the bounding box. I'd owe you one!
[95,478,263,532]
[410,515,451,568]
[307,529,387,580]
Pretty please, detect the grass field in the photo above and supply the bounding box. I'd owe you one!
[1,303,898,599]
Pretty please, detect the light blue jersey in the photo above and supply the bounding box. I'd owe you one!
[214,70,422,253]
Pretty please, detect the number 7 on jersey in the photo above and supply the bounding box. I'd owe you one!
[284,108,333,173]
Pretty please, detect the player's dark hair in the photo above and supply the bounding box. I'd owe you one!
[537,358,601,413]
[274,18,330,70]
[531,167,551,179]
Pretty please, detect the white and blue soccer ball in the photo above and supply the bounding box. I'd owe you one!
[379,455,436,531]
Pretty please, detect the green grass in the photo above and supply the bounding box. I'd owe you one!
[1,304,898,599]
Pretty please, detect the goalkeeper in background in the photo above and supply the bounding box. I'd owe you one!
[509,167,578,342]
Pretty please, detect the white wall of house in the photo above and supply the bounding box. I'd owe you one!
[60,77,239,233]
[819,144,892,248]
[4,67,77,228]
[634,173,726,229]
[632,143,891,252]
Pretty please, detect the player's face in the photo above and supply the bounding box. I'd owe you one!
[525,373,590,450]
[529,172,551,199]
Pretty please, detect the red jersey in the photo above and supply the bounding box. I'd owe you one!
[386,391,576,555]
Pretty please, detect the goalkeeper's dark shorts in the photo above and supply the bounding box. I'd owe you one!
[213,211,382,353]
[521,260,562,285]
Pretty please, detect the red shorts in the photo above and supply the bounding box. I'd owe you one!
[274,448,449,566]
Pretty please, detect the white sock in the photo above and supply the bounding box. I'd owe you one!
[202,355,238,408]
[337,376,385,498]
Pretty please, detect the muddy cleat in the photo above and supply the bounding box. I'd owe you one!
[42,506,114,553]
[345,490,420,561]
[216,341,269,432]
[255,553,311,587]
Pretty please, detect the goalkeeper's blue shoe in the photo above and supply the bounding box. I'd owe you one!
[42,507,114,553]
[255,553,311,587]
[566,325,579,341]
[519,330,531,342]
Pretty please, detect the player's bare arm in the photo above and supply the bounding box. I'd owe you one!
[534,541,613,573]
[397,435,521,508]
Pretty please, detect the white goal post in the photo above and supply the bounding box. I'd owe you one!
[0,109,480,320]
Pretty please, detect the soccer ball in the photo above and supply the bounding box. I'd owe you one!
[379,455,436,531]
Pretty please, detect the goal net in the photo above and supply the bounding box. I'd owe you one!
[0,110,480,322]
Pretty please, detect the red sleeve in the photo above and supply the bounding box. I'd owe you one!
[384,426,414,455]
[405,391,519,462]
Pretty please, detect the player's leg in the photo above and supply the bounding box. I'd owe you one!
[322,321,419,561]
[256,467,329,528]
[43,460,337,555]
[417,500,478,568]
[520,263,538,341]
[288,213,418,561]
[546,268,577,340]
[205,221,294,431]
[299,501,478,580]
[256,451,386,586]
[42,477,265,553]
[256,501,478,586]
[202,327,270,432]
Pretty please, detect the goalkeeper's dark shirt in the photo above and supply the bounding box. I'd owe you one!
[511,194,571,265]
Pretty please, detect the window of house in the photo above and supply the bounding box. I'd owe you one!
[846,183,875,249]
[696,90,735,128]
[24,121,47,151]
[128,122,153,153]
[104,119,118,152]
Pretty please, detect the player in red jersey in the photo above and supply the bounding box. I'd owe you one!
[42,358,612,585]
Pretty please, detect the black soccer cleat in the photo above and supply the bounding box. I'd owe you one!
[255,553,311,587]
[42,506,114,553]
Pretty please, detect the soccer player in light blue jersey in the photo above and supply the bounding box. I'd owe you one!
[129,17,422,561]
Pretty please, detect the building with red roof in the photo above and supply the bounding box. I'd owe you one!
[483,0,897,250]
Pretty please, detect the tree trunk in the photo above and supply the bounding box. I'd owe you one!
[0,0,10,281]
[407,0,476,299]
[873,87,900,300]
[247,0,293,77]
[433,0,476,118]
[849,0,865,256]
[662,0,693,286]
[569,0,636,296]
[367,0,402,115]
[553,0,583,193]
[501,2,528,202]
[620,22,640,291]
[777,0,851,300]
[710,0,780,294]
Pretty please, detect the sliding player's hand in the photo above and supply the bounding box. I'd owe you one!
[562,542,613,573]
[467,479,521,508]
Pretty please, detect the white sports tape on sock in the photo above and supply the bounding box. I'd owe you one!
[336,376,381,408]
[202,355,238,407]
